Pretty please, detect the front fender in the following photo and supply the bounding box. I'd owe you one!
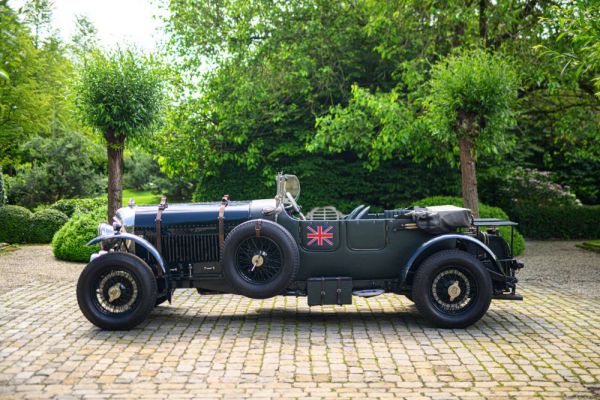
[87,233,167,275]
[399,234,503,285]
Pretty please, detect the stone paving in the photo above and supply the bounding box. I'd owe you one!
[0,245,599,399]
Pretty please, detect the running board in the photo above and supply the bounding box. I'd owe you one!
[352,289,385,298]
[493,293,523,301]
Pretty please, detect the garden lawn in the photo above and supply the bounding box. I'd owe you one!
[122,190,161,206]
[577,240,600,253]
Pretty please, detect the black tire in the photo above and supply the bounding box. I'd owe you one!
[77,252,157,330]
[222,219,299,299]
[412,249,492,329]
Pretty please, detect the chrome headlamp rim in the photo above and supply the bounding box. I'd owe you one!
[98,223,115,237]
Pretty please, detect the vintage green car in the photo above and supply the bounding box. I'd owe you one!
[77,174,523,330]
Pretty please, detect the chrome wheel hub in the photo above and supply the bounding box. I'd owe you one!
[431,268,475,314]
[96,270,138,314]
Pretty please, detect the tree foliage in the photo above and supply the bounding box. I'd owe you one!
[75,49,164,142]
[6,132,105,209]
[159,0,599,207]
[0,1,75,168]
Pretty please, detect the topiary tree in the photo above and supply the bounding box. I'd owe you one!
[29,208,69,243]
[0,205,33,243]
[424,50,519,217]
[75,49,163,220]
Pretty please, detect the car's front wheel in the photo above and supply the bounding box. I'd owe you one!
[77,252,157,330]
[412,249,492,328]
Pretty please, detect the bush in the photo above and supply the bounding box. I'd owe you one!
[406,196,525,256]
[510,203,600,239]
[7,132,105,209]
[480,167,581,213]
[52,209,106,262]
[0,205,33,244]
[49,197,106,218]
[29,209,69,243]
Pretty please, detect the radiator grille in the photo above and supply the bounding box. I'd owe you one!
[144,233,220,264]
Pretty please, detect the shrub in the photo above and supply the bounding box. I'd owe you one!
[405,196,525,256]
[49,197,106,217]
[480,167,581,213]
[7,132,105,209]
[0,205,33,243]
[510,203,600,239]
[29,209,69,243]
[52,209,106,262]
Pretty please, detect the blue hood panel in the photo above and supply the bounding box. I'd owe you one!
[134,201,251,230]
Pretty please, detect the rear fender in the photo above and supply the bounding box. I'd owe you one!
[399,234,504,285]
[87,233,167,276]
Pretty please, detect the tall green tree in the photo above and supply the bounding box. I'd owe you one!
[0,0,74,169]
[75,49,164,219]
[423,50,519,216]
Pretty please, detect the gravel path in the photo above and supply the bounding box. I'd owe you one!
[0,240,598,296]
[518,240,600,297]
[0,245,83,295]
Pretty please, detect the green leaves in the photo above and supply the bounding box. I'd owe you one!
[423,49,520,158]
[74,48,164,142]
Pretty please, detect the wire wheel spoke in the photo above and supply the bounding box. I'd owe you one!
[235,236,283,284]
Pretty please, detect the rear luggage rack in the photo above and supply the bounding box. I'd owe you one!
[473,218,518,257]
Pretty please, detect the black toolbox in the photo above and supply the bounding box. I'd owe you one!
[307,277,353,306]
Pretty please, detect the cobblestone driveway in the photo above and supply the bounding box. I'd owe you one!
[0,243,599,399]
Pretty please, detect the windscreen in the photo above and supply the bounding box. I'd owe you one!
[284,175,300,201]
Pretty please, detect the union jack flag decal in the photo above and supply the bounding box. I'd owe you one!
[306,225,334,246]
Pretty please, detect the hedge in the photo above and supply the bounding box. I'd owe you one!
[49,197,106,218]
[406,196,525,256]
[52,209,105,262]
[510,203,600,239]
[29,209,69,243]
[0,205,33,244]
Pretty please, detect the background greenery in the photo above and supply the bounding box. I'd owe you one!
[0,0,598,245]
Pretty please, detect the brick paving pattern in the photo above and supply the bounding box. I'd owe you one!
[0,244,599,399]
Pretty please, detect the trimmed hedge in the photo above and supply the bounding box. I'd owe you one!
[49,197,106,218]
[29,209,69,243]
[0,205,33,244]
[510,203,600,239]
[406,196,525,256]
[52,209,105,262]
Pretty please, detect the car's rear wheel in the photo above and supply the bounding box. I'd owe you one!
[222,219,299,299]
[412,249,492,328]
[77,252,157,330]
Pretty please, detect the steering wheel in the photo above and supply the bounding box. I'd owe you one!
[286,192,306,220]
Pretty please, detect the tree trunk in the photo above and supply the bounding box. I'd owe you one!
[459,136,479,218]
[106,129,125,221]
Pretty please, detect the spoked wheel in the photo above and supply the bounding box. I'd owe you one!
[235,237,283,284]
[222,219,299,299]
[77,253,157,330]
[412,250,492,328]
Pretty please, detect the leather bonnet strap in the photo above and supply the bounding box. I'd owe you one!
[218,194,230,250]
[155,196,168,271]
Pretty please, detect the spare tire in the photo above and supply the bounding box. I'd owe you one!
[222,219,299,299]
